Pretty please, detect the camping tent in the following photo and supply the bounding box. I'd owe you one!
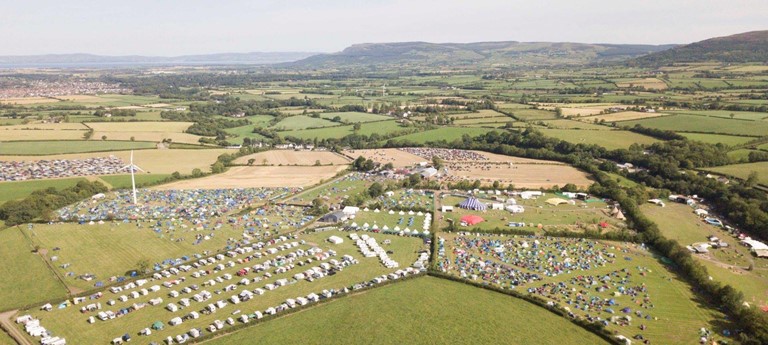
[460,215,484,226]
[545,198,569,206]
[458,198,487,211]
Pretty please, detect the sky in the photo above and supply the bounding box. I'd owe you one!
[1,0,766,56]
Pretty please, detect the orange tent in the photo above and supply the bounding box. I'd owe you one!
[460,215,484,226]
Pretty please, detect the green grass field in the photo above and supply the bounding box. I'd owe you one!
[271,115,339,131]
[707,162,768,185]
[281,120,407,140]
[0,227,68,310]
[0,178,86,205]
[508,108,557,120]
[438,233,734,344]
[543,119,613,130]
[680,133,755,146]
[207,276,611,345]
[387,127,493,144]
[0,330,15,345]
[537,129,659,150]
[319,112,391,123]
[0,141,156,155]
[670,110,768,121]
[641,203,768,306]
[19,230,426,344]
[727,149,758,162]
[97,174,172,189]
[624,114,768,137]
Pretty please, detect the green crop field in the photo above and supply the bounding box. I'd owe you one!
[507,108,557,120]
[97,174,172,190]
[319,112,391,123]
[679,133,755,146]
[387,127,493,144]
[624,114,768,137]
[707,162,768,185]
[0,227,68,310]
[0,141,156,155]
[0,178,86,205]
[727,149,758,162]
[537,129,658,150]
[207,276,611,345]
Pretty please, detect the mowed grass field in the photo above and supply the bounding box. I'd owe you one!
[26,222,237,291]
[537,129,659,150]
[641,203,768,306]
[623,114,768,137]
[387,127,493,144]
[319,111,391,123]
[0,149,233,174]
[86,121,205,144]
[97,174,172,190]
[0,227,68,310]
[155,165,348,189]
[0,178,87,205]
[706,162,768,185]
[18,231,426,344]
[233,150,351,166]
[0,141,156,155]
[271,115,339,131]
[679,133,756,146]
[208,276,611,345]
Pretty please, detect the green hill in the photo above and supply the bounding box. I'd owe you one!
[634,30,768,65]
[290,41,675,69]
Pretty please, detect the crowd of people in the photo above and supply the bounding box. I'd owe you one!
[399,147,489,162]
[0,156,127,181]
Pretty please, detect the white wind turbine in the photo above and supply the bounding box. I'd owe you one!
[123,150,144,204]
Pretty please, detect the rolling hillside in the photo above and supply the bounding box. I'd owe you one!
[633,30,768,65]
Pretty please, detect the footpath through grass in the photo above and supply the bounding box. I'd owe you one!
[207,276,611,345]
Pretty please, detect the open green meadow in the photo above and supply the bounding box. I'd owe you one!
[707,162,768,185]
[271,115,338,131]
[679,133,755,146]
[0,178,86,205]
[319,112,391,123]
[0,141,156,155]
[281,120,407,140]
[207,276,611,345]
[543,119,613,130]
[507,108,557,120]
[97,174,172,190]
[670,110,768,121]
[624,114,768,137]
[537,129,658,150]
[0,227,68,310]
[387,127,493,144]
[641,203,768,306]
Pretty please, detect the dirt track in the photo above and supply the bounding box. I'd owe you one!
[0,310,32,345]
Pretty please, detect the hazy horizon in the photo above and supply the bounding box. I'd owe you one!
[1,0,767,56]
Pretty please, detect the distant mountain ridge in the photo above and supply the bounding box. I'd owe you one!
[633,30,768,65]
[289,41,677,68]
[0,52,318,67]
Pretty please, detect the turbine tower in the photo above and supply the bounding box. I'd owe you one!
[123,150,144,204]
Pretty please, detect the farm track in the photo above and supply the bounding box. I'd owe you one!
[0,310,32,345]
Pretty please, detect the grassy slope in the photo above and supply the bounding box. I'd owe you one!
[537,129,658,150]
[0,178,86,205]
[0,141,156,155]
[387,127,493,144]
[0,227,68,310]
[641,203,768,306]
[208,276,610,345]
[679,133,755,146]
[707,161,768,185]
[624,114,768,137]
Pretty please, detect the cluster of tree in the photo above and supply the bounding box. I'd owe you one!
[161,110,250,139]
[0,180,108,225]
[624,124,686,140]
[351,156,376,172]
[748,151,768,162]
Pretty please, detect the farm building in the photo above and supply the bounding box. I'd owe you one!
[420,167,438,178]
[458,197,487,211]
